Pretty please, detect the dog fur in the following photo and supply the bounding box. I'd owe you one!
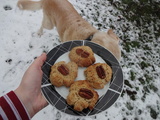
[17,0,121,61]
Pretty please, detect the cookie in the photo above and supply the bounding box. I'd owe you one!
[66,80,99,111]
[84,63,112,89]
[69,46,95,67]
[49,61,78,87]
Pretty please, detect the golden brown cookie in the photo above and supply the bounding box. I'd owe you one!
[66,80,99,111]
[69,46,95,67]
[84,63,112,89]
[49,61,78,87]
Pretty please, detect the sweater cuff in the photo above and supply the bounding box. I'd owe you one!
[0,91,31,120]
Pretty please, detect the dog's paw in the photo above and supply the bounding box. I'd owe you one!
[17,3,23,10]
[37,32,43,37]
[37,29,44,37]
[31,32,41,38]
[16,1,26,12]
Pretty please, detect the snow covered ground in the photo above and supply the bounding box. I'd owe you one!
[0,0,160,120]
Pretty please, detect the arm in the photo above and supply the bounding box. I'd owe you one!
[0,53,48,119]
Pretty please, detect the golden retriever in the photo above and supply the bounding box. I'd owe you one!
[17,0,121,60]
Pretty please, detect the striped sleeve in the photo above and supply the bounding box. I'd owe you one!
[0,91,30,120]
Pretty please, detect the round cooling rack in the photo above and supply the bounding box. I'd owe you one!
[41,40,123,116]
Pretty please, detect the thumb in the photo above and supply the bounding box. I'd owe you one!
[33,53,47,68]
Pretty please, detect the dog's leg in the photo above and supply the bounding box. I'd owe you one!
[38,11,54,36]
[37,26,44,36]
[17,0,42,11]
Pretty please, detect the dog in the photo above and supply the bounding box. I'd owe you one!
[17,0,121,61]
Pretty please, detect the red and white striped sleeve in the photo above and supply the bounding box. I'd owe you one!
[0,91,30,120]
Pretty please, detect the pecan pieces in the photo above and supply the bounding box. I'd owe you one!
[76,48,90,58]
[78,88,94,99]
[96,65,106,79]
[57,64,69,76]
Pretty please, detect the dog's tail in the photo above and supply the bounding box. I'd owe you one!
[17,0,43,11]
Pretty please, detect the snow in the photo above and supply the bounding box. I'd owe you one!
[0,0,160,120]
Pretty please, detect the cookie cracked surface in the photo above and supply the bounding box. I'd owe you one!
[69,46,95,67]
[50,61,78,87]
[84,63,112,89]
[66,80,99,111]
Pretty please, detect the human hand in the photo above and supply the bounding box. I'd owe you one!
[14,53,48,118]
